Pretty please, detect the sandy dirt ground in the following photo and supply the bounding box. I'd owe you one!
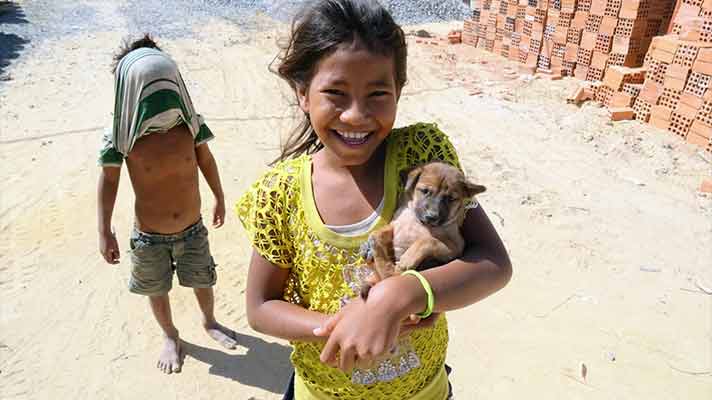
[1,2,711,399]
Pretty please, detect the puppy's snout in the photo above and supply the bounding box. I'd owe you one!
[421,208,441,225]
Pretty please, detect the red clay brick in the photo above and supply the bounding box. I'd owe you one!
[691,119,712,139]
[609,107,636,121]
[633,97,652,121]
[575,65,589,80]
[619,0,643,19]
[693,60,712,75]
[675,94,703,119]
[664,65,690,91]
[591,51,609,70]
[610,92,635,107]
[603,66,626,89]
[651,104,673,120]
[590,0,607,16]
[650,115,671,130]
[668,112,695,138]
[600,16,618,36]
[698,48,712,63]
[564,43,579,62]
[687,132,711,147]
[580,31,597,50]
[573,11,588,30]
[639,80,663,104]
[705,89,712,102]
[699,178,712,193]
[666,64,691,80]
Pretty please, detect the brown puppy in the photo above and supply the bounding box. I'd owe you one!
[360,162,486,298]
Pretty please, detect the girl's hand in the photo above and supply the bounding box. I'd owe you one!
[313,311,440,338]
[316,274,429,372]
[398,312,440,336]
[317,296,402,372]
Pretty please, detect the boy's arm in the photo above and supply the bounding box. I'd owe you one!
[195,143,225,228]
[98,167,121,264]
[247,249,329,342]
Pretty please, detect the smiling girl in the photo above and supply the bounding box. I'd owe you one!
[236,1,512,399]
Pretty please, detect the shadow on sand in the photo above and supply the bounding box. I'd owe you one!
[182,331,293,394]
[0,1,30,77]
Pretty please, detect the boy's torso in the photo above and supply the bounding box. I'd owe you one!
[126,124,201,234]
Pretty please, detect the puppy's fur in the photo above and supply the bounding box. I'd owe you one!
[360,162,486,298]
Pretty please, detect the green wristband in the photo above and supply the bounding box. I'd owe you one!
[401,270,435,319]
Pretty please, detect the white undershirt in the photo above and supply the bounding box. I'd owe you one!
[325,197,385,236]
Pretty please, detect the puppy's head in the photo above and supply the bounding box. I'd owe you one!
[404,162,486,227]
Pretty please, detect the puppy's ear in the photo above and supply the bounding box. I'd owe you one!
[463,180,486,198]
[403,166,423,196]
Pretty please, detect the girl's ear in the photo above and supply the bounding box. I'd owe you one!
[297,85,310,113]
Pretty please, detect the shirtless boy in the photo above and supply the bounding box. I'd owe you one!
[97,35,236,374]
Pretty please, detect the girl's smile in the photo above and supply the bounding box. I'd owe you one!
[297,40,398,168]
[332,130,372,146]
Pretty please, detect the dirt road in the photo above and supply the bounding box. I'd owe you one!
[1,1,710,399]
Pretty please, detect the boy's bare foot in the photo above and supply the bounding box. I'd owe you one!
[204,322,238,349]
[157,336,183,374]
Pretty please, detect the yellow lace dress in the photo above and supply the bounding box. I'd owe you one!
[237,123,463,400]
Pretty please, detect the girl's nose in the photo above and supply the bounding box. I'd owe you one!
[340,100,370,125]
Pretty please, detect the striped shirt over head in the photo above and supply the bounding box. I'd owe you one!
[99,47,214,167]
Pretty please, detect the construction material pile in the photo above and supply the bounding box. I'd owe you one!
[462,0,711,153]
[462,0,675,77]
[577,0,712,152]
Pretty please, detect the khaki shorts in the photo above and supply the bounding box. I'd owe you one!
[128,219,216,296]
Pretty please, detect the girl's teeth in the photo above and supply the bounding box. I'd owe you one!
[337,131,369,139]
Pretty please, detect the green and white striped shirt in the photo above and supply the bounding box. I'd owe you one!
[99,47,214,167]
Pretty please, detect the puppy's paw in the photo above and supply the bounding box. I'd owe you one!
[394,262,413,274]
[396,254,418,271]
[359,237,375,262]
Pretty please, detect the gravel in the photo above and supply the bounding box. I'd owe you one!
[3,0,470,40]
[1,0,470,75]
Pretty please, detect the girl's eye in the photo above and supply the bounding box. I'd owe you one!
[322,89,344,96]
[445,195,455,203]
[369,90,389,97]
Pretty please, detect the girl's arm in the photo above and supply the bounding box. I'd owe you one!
[247,249,330,342]
[384,204,512,314]
[319,205,512,369]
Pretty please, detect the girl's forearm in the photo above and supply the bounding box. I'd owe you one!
[250,300,329,342]
[369,246,512,319]
[424,245,512,312]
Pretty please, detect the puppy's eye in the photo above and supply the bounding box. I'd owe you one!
[418,187,430,196]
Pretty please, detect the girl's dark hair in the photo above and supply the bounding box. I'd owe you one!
[271,0,407,164]
[111,34,161,74]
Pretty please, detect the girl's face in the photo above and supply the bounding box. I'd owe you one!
[297,42,398,167]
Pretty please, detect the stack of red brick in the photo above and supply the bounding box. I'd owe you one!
[588,0,712,152]
[575,0,675,80]
[462,0,675,77]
